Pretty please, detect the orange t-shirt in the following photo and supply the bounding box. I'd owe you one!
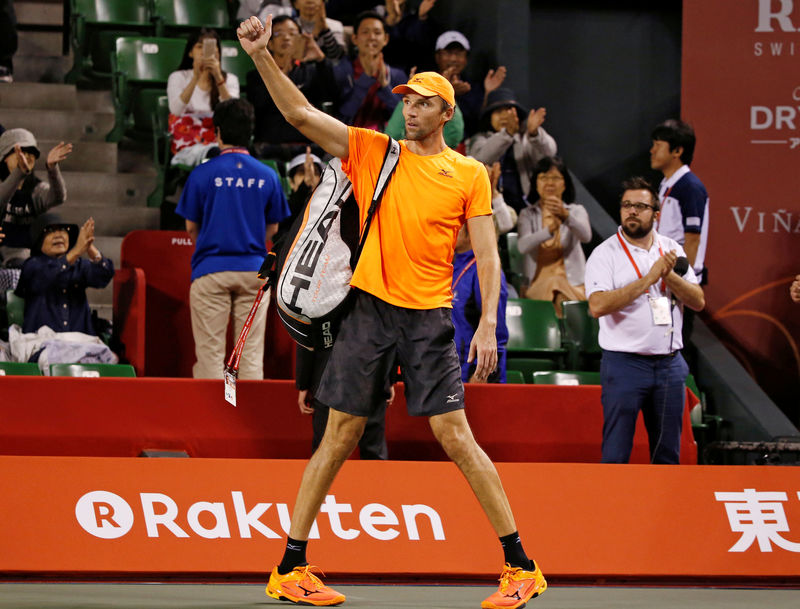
[342,127,491,309]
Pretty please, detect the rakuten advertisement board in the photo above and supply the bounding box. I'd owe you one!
[2,456,800,580]
[682,1,800,418]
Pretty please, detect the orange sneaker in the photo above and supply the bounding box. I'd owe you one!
[265,565,346,606]
[481,562,547,609]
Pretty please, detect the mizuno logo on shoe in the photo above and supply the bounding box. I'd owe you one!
[504,589,522,600]
[298,585,319,596]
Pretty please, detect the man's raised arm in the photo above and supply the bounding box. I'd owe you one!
[237,16,349,160]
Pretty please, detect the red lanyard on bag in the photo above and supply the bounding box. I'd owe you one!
[616,230,665,293]
[452,258,477,291]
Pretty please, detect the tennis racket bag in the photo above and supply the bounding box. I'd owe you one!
[272,137,400,351]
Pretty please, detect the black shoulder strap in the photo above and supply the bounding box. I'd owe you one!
[352,137,401,268]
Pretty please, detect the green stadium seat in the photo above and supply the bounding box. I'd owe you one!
[561,299,601,370]
[532,370,601,386]
[505,298,567,365]
[66,0,152,83]
[49,363,137,377]
[0,362,42,376]
[505,357,556,383]
[505,369,526,384]
[5,289,24,328]
[220,40,253,92]
[503,232,528,295]
[152,0,230,37]
[107,36,186,142]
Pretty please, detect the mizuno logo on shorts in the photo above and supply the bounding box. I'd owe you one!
[447,394,459,403]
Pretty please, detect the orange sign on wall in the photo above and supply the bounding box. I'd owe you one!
[2,456,800,580]
[683,1,800,417]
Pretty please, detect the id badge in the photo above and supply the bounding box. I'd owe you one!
[224,370,237,407]
[649,296,671,326]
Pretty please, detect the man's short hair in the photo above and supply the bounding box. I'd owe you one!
[651,119,696,165]
[354,10,387,34]
[271,14,299,33]
[213,98,255,147]
[620,176,660,211]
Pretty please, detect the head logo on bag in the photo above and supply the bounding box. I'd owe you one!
[275,137,400,351]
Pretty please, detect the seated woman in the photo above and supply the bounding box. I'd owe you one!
[15,217,113,335]
[517,156,591,312]
[467,87,556,213]
[166,29,239,167]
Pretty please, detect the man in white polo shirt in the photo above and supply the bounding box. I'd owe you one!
[584,177,705,464]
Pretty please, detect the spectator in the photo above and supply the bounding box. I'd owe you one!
[485,161,516,236]
[237,0,293,21]
[296,344,391,458]
[167,29,239,167]
[791,275,800,303]
[650,119,709,279]
[467,87,557,213]
[432,30,506,138]
[0,0,16,82]
[1,129,72,271]
[452,224,509,383]
[585,177,704,464]
[517,156,591,311]
[15,217,113,335]
[274,147,324,242]
[334,11,406,130]
[176,99,289,380]
[382,0,441,75]
[292,0,346,60]
[247,15,339,161]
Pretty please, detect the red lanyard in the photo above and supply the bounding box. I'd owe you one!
[616,230,665,293]
[656,185,673,230]
[220,147,250,156]
[225,281,269,374]
[452,258,477,291]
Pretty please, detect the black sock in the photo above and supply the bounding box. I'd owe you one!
[277,537,308,574]
[500,531,534,571]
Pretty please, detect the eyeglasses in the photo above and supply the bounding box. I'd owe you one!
[537,174,564,182]
[620,202,656,212]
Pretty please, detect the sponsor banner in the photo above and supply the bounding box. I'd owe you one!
[683,1,800,413]
[2,456,800,579]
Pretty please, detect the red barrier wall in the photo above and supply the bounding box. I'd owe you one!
[0,377,697,464]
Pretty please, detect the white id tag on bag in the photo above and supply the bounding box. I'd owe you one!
[649,296,671,326]
[224,370,237,407]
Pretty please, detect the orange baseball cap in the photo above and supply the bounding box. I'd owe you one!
[392,72,455,107]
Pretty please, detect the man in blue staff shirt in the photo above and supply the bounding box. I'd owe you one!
[177,98,289,380]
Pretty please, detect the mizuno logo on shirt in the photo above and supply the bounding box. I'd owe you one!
[438,169,454,178]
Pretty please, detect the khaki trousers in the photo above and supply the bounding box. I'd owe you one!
[189,271,267,380]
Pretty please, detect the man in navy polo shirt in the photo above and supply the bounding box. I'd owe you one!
[650,119,709,279]
[177,98,289,379]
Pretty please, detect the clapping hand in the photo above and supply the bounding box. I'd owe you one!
[527,107,547,136]
[14,144,34,174]
[484,65,507,94]
[46,141,73,170]
[790,275,800,303]
[303,146,321,190]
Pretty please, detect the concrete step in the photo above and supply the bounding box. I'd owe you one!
[17,30,64,58]
[38,139,117,173]
[1,108,115,142]
[56,204,159,236]
[0,82,77,110]
[11,54,71,84]
[94,236,123,269]
[15,1,64,27]
[47,171,155,207]
[77,90,114,113]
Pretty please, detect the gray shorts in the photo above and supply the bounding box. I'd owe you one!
[316,290,465,417]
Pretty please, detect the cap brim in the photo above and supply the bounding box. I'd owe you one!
[392,83,439,99]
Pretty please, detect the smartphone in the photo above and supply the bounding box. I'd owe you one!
[202,37,216,59]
